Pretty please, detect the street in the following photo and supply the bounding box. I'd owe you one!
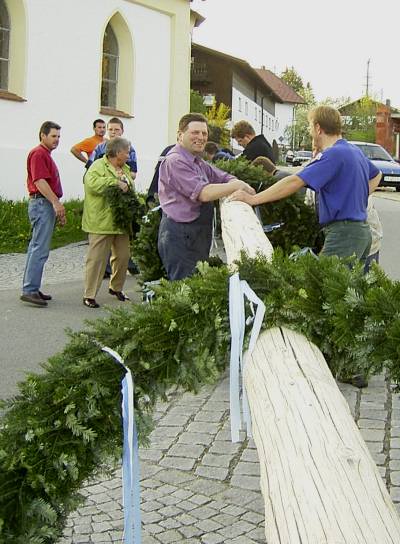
[0,192,399,543]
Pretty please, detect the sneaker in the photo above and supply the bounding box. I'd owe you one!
[38,290,52,301]
[20,292,48,307]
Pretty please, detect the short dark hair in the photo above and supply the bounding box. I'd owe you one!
[93,118,105,128]
[231,121,255,139]
[204,142,219,154]
[108,117,124,129]
[39,121,61,140]
[252,156,276,174]
[178,113,208,132]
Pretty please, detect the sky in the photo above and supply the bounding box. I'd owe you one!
[191,0,400,108]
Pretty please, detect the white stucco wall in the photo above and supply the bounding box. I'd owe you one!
[231,87,281,154]
[0,0,175,200]
[275,102,295,147]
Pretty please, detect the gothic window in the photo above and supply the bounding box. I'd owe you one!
[0,0,10,90]
[101,23,119,108]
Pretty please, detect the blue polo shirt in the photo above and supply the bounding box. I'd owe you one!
[86,141,137,173]
[297,139,379,225]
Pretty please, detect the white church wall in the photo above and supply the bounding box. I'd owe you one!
[0,0,174,200]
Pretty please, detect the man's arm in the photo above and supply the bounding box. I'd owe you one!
[369,172,382,194]
[70,145,88,164]
[229,174,305,206]
[198,179,255,202]
[34,179,66,225]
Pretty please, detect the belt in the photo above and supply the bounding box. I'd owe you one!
[321,219,366,228]
[29,193,45,199]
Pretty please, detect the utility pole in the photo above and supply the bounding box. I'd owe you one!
[365,58,371,97]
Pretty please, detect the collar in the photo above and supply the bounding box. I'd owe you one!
[176,143,202,164]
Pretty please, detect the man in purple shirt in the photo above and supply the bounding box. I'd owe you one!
[158,113,255,280]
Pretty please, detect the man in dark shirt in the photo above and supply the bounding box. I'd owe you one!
[231,120,274,162]
[21,121,66,306]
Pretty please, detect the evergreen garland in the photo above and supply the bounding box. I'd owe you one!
[103,186,146,236]
[132,206,165,283]
[1,254,400,541]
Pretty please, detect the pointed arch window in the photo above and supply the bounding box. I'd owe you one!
[101,23,119,109]
[0,0,10,90]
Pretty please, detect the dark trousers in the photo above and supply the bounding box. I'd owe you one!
[320,220,372,264]
[158,204,213,281]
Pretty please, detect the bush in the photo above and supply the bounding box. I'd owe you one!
[0,198,86,254]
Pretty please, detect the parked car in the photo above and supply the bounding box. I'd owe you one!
[349,141,400,192]
[285,149,294,164]
[292,150,313,166]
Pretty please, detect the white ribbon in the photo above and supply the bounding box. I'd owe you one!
[229,273,265,443]
[102,346,141,543]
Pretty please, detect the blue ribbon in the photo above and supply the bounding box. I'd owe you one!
[102,346,141,543]
[229,273,265,443]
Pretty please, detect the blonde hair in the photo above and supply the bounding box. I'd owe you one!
[308,106,342,135]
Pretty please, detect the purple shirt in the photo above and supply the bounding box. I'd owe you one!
[158,144,234,222]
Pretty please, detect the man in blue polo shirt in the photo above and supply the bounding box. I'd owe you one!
[229,105,382,264]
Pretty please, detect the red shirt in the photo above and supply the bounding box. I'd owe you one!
[27,144,63,197]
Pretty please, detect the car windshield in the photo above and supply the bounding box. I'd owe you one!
[296,151,312,157]
[353,143,393,161]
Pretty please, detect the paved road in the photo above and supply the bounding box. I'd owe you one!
[1,193,400,543]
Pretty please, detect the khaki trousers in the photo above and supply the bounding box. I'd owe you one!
[84,233,130,299]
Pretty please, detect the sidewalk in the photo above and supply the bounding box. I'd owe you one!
[1,244,400,543]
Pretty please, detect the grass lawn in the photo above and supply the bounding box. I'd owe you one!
[0,198,87,254]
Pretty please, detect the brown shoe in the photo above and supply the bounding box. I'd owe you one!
[38,290,52,301]
[20,293,48,307]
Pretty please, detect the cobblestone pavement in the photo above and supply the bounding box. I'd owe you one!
[2,244,400,542]
[0,241,88,291]
[57,373,400,544]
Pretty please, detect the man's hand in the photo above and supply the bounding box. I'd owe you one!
[235,180,256,195]
[228,189,255,205]
[53,201,66,226]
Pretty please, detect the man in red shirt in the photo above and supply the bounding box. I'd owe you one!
[70,119,106,164]
[20,121,66,306]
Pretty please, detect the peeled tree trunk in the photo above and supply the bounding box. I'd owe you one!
[220,199,400,543]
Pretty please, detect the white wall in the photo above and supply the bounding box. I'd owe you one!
[231,87,282,154]
[275,103,295,147]
[0,0,172,200]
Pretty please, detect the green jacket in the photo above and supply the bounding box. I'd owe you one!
[82,157,134,234]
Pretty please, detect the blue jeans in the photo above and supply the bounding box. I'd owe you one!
[22,198,56,294]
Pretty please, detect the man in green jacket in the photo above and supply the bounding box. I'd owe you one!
[82,137,134,308]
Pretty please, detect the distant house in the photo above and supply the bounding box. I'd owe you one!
[0,0,200,200]
[191,43,305,151]
[338,98,400,158]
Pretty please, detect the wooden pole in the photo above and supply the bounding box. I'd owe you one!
[220,199,400,543]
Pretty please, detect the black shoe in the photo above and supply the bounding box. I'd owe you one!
[109,288,130,301]
[128,263,140,275]
[20,293,48,307]
[351,374,369,388]
[83,298,100,308]
[338,374,368,388]
[38,290,52,301]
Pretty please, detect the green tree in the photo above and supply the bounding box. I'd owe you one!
[206,101,231,147]
[340,95,378,142]
[281,67,316,150]
[190,89,207,114]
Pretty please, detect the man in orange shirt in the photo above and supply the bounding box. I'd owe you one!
[70,119,106,163]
